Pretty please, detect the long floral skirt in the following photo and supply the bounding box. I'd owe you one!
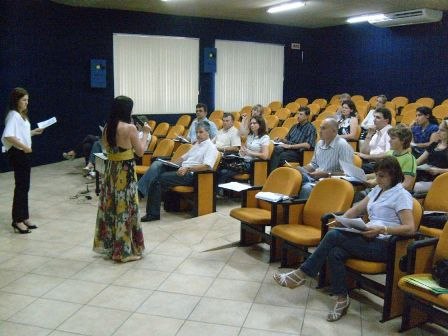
[93,159,145,262]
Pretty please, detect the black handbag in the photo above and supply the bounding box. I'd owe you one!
[421,213,448,229]
[432,259,448,288]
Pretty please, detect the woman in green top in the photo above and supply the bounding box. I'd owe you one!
[364,124,416,191]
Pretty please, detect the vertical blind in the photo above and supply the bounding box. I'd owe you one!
[113,34,199,115]
[215,40,284,112]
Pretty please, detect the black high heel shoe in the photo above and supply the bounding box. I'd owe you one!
[23,220,37,229]
[12,222,31,234]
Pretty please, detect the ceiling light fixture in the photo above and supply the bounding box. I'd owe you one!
[267,1,305,14]
[347,13,388,24]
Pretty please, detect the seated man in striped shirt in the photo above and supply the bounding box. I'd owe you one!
[296,118,354,199]
[270,106,317,171]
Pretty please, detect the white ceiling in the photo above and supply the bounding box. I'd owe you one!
[51,0,448,28]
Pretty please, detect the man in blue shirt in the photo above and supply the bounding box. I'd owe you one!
[188,103,218,143]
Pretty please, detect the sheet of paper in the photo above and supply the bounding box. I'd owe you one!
[339,160,367,182]
[417,164,433,171]
[37,117,57,129]
[271,140,284,145]
[93,153,107,160]
[255,191,290,202]
[218,181,252,192]
[175,135,190,143]
[332,214,368,231]
[423,210,448,215]
[99,125,104,133]
[156,158,180,169]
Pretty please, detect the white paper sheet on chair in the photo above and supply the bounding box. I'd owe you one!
[255,191,290,202]
[218,182,252,192]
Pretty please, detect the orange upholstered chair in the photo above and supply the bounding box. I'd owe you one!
[229,167,302,260]
[398,223,448,331]
[135,138,175,176]
[176,115,191,129]
[270,178,354,263]
[233,142,275,186]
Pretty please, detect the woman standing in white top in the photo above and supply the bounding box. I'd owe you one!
[1,88,43,234]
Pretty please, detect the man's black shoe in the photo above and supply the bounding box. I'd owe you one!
[141,214,160,222]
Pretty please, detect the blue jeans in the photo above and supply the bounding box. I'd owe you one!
[89,140,103,165]
[137,161,167,198]
[300,230,389,296]
[297,167,315,199]
[146,171,194,216]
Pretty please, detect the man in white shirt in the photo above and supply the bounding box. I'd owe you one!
[357,107,393,173]
[139,121,218,221]
[359,94,387,140]
[214,113,241,153]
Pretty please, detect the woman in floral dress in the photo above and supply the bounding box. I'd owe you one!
[93,96,151,262]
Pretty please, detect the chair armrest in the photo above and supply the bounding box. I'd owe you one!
[240,186,263,207]
[405,237,439,274]
[320,211,344,236]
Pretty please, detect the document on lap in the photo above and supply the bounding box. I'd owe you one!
[339,160,367,182]
[156,158,180,168]
[416,164,433,171]
[175,135,190,143]
[37,117,57,129]
[330,214,368,233]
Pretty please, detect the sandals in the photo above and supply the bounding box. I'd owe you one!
[273,270,306,289]
[327,295,350,322]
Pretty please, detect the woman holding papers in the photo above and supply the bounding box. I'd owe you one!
[273,156,416,322]
[218,115,269,184]
[1,87,43,234]
[414,118,448,193]
[93,96,151,262]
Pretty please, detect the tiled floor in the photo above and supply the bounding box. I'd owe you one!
[0,159,446,335]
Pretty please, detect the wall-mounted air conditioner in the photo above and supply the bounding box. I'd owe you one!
[369,8,443,27]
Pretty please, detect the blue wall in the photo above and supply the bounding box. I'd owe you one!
[1,0,447,172]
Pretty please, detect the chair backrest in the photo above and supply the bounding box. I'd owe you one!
[435,223,448,262]
[412,197,424,230]
[282,117,297,130]
[258,167,302,210]
[166,125,185,139]
[153,138,175,158]
[153,122,170,138]
[355,101,370,120]
[262,106,272,116]
[176,115,191,128]
[353,154,362,167]
[148,120,157,131]
[209,110,224,120]
[423,172,448,211]
[285,102,299,114]
[391,96,409,109]
[432,104,448,121]
[265,114,280,130]
[315,110,334,121]
[274,108,291,121]
[303,178,354,229]
[442,98,448,106]
[369,96,378,107]
[351,95,365,103]
[231,111,241,122]
[268,101,282,112]
[295,97,309,107]
[212,152,222,171]
[269,127,289,140]
[210,117,223,129]
[400,102,422,117]
[415,97,435,108]
[385,102,396,117]
[312,98,328,109]
[323,104,339,114]
[147,135,158,151]
[329,94,341,106]
[171,143,193,161]
[307,103,321,117]
[240,105,253,115]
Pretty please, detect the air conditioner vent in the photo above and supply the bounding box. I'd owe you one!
[370,8,443,27]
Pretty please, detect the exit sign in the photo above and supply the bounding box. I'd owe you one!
[291,43,301,50]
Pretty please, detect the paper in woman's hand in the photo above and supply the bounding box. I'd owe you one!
[331,214,368,233]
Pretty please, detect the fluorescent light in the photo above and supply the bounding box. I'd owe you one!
[347,14,388,24]
[267,1,305,14]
